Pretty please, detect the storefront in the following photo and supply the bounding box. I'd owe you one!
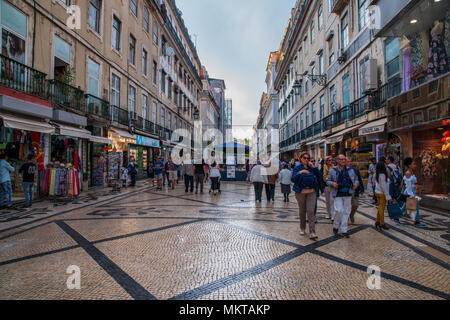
[86,136,112,188]
[132,134,160,179]
[0,114,52,202]
[108,128,137,166]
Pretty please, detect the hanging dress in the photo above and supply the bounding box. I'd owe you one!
[402,47,413,91]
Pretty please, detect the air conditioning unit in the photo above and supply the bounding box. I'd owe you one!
[361,59,378,93]
[337,48,346,63]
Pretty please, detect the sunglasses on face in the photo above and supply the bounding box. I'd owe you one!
[303,157,310,160]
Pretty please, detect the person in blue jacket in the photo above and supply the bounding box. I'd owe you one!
[347,157,365,224]
[292,152,320,240]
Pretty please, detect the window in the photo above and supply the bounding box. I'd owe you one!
[112,16,121,51]
[152,61,157,85]
[130,0,138,17]
[143,6,150,33]
[129,34,136,65]
[328,0,333,13]
[168,78,172,99]
[330,85,336,110]
[300,112,304,130]
[305,107,309,127]
[111,73,121,106]
[385,38,400,80]
[168,112,172,130]
[161,107,166,127]
[142,94,148,120]
[341,12,349,49]
[318,5,323,31]
[1,1,27,64]
[311,66,316,85]
[359,55,370,96]
[305,78,309,93]
[152,101,158,124]
[310,20,315,44]
[329,52,335,65]
[142,49,148,76]
[296,116,299,132]
[320,95,325,119]
[160,70,166,93]
[342,73,350,107]
[128,85,136,114]
[89,0,101,33]
[153,21,158,45]
[312,102,316,123]
[87,58,100,96]
[358,0,369,30]
[319,54,324,75]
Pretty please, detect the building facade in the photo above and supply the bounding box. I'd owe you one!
[0,0,213,201]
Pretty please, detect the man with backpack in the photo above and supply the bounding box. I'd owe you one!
[347,157,364,224]
[292,152,319,240]
[326,154,359,238]
[386,156,402,200]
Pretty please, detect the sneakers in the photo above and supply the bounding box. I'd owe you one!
[310,233,318,240]
[340,233,350,238]
[415,221,427,229]
[299,229,306,236]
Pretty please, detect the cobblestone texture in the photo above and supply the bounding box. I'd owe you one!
[0,181,448,300]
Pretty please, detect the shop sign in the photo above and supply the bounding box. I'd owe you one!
[227,166,236,179]
[359,124,385,136]
[136,135,160,147]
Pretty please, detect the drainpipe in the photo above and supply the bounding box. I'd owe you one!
[32,0,37,68]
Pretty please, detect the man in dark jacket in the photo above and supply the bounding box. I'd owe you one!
[347,157,364,223]
[127,158,138,187]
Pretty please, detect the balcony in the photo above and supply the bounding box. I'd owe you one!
[49,79,85,113]
[109,105,129,127]
[0,54,47,99]
[378,77,402,108]
[331,0,349,14]
[86,94,109,119]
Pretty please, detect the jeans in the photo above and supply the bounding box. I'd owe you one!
[295,192,317,233]
[265,184,275,201]
[333,196,352,233]
[22,182,34,206]
[0,181,12,207]
[184,175,194,192]
[195,174,204,192]
[130,173,136,186]
[253,182,264,201]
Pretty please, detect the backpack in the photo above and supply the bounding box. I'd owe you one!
[337,168,353,196]
[388,166,402,186]
[147,165,154,175]
[298,170,316,190]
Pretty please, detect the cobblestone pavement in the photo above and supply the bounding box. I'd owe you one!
[0,181,449,300]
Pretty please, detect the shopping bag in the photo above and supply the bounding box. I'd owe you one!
[406,197,418,210]
[387,202,403,219]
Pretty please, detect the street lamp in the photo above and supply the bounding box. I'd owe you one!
[193,108,199,120]
[293,71,327,96]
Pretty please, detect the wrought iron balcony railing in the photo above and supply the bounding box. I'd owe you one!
[49,79,85,112]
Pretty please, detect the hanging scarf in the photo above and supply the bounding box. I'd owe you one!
[31,132,44,171]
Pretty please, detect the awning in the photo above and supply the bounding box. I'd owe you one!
[306,139,326,146]
[326,124,363,144]
[0,114,55,133]
[110,128,135,139]
[359,118,387,136]
[53,123,92,139]
[89,136,112,144]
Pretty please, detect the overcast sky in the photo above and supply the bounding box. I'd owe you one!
[176,0,295,138]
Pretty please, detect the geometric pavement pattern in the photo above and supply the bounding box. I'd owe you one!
[0,181,449,300]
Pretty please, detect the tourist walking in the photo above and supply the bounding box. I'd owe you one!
[154,157,164,191]
[374,162,392,230]
[194,159,205,194]
[292,152,319,240]
[323,156,335,220]
[368,157,377,205]
[209,162,221,196]
[181,157,194,193]
[19,155,37,208]
[0,153,14,209]
[127,158,138,187]
[386,156,402,200]
[167,157,178,190]
[164,159,170,188]
[347,157,364,224]
[278,163,292,202]
[250,161,267,202]
[401,157,426,228]
[326,154,359,238]
[147,161,155,187]
[309,157,325,220]
[264,161,278,202]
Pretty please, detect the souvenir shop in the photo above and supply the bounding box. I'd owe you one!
[0,115,52,201]
[41,133,85,198]
[132,135,160,179]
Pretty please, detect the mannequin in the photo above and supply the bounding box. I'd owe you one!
[427,20,449,80]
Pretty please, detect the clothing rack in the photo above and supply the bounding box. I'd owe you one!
[40,167,80,202]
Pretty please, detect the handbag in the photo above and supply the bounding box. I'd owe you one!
[406,197,418,210]
[387,202,403,219]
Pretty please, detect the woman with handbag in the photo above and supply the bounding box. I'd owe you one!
[402,158,426,228]
[292,152,319,240]
[374,162,392,230]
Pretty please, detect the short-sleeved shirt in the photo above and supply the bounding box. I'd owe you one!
[154,161,164,175]
[19,163,37,183]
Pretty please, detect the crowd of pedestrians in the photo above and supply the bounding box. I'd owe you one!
[248,152,427,241]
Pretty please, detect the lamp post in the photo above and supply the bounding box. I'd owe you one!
[293,71,327,96]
